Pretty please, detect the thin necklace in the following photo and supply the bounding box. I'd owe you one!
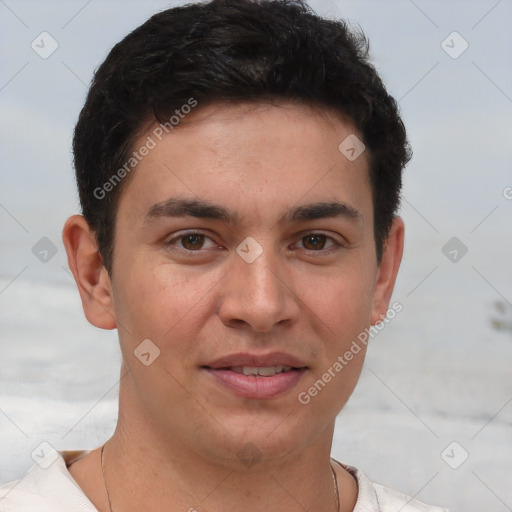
[100,443,114,512]
[101,443,340,512]
[331,460,341,512]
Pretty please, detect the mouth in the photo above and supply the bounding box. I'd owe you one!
[202,353,308,399]
[219,365,297,376]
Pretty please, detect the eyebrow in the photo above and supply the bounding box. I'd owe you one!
[144,198,362,225]
[288,201,362,223]
[144,198,237,224]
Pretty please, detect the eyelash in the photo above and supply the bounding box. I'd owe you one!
[164,231,344,255]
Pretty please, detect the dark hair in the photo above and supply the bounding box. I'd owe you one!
[73,0,411,274]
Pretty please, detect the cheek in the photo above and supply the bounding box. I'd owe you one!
[298,277,370,413]
[293,256,374,407]
[112,259,223,346]
[299,261,375,338]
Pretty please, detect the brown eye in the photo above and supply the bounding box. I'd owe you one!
[302,234,327,250]
[180,234,205,250]
[165,232,218,253]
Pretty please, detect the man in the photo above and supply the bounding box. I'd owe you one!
[0,0,454,510]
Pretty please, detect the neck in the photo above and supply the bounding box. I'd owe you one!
[103,427,339,512]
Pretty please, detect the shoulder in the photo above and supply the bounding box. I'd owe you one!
[372,481,455,512]
[336,462,457,512]
[0,451,97,512]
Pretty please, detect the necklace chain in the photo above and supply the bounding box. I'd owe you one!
[100,443,340,512]
[331,461,341,512]
[100,443,114,512]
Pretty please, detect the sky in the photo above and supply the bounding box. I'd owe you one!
[1,1,511,510]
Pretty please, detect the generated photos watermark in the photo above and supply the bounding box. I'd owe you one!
[298,301,403,405]
[93,97,198,200]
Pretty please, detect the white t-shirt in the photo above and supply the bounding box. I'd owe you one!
[0,451,455,512]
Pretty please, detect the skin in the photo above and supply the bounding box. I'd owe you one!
[63,101,404,512]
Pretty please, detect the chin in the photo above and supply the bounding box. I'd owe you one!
[196,410,321,466]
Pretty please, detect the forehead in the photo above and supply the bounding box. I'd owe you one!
[117,101,372,226]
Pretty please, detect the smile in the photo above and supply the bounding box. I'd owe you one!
[202,352,308,399]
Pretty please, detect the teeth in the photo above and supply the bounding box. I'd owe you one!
[257,366,281,376]
[231,365,293,376]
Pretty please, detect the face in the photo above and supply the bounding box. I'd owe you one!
[84,102,402,464]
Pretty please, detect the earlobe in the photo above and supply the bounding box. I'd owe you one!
[62,215,117,330]
[370,216,404,325]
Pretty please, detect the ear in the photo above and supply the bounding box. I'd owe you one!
[62,215,117,330]
[370,216,404,325]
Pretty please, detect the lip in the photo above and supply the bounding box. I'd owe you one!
[204,352,308,369]
[202,352,308,400]
[204,367,308,399]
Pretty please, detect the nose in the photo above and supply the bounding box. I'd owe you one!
[217,248,300,333]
